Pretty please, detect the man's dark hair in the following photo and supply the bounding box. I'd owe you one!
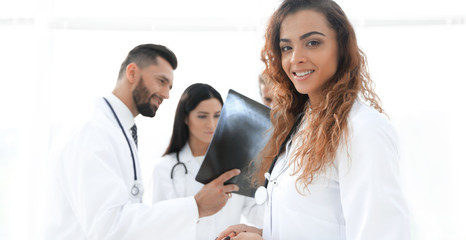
[118,43,178,80]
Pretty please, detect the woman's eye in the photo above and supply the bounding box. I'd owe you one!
[214,114,221,118]
[197,115,207,119]
[280,45,291,52]
[307,40,320,47]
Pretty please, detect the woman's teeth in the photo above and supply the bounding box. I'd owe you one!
[295,70,315,77]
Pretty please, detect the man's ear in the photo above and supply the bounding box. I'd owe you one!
[125,63,138,84]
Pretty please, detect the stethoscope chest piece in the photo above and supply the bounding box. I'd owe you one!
[131,181,144,198]
[255,186,268,205]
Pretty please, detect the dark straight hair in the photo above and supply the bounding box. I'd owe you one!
[163,83,223,156]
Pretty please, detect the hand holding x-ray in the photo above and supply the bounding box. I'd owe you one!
[194,168,240,218]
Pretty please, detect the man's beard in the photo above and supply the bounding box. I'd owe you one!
[133,77,158,117]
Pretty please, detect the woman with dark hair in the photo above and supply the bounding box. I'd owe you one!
[217,0,410,239]
[151,83,263,240]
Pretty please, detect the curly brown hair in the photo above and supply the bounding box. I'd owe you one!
[255,0,384,191]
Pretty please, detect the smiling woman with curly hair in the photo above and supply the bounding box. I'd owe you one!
[216,0,410,239]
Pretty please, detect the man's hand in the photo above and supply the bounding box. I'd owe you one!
[194,169,240,218]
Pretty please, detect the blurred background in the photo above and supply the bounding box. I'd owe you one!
[1,0,465,239]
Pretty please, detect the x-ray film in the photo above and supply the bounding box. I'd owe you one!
[195,89,272,198]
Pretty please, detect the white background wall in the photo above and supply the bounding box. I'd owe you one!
[1,0,465,239]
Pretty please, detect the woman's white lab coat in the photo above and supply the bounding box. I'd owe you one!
[45,95,199,240]
[262,99,411,240]
[151,144,264,240]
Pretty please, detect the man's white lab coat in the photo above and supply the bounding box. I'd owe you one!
[45,94,198,240]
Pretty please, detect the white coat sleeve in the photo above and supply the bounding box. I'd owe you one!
[240,196,265,228]
[56,124,198,240]
[338,112,410,240]
[151,158,174,203]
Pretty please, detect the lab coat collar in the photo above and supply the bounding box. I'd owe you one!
[179,144,195,164]
[103,94,136,131]
[179,144,204,167]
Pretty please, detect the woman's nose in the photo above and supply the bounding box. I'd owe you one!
[290,48,306,64]
[207,117,217,128]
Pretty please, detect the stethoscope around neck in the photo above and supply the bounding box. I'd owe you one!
[169,151,190,198]
[103,97,143,199]
[254,112,304,205]
[171,151,188,179]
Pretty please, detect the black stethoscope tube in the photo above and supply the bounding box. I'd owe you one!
[170,151,188,179]
[103,97,138,182]
[264,112,304,188]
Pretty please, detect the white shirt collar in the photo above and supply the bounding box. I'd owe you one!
[104,93,135,131]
